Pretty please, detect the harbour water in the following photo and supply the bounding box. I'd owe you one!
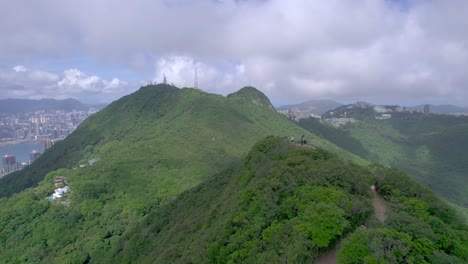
[0,141,44,164]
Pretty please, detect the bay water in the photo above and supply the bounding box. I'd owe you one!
[0,141,44,164]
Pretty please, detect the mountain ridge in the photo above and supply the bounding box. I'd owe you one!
[0,84,365,198]
[0,85,465,262]
[104,137,468,263]
[0,98,88,113]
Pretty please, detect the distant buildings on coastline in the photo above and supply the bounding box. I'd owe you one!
[1,154,21,176]
[0,149,43,177]
[0,108,98,177]
[30,150,41,161]
[0,108,97,143]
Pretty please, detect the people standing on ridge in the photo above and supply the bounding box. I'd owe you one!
[291,136,295,143]
[301,135,307,146]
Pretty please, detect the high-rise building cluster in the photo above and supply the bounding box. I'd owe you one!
[0,108,98,143]
[0,108,99,177]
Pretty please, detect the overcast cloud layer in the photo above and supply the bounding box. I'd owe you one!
[1,0,468,105]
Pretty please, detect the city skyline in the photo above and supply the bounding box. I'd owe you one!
[1,0,468,106]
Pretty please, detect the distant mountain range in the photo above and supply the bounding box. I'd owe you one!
[277,99,343,115]
[0,98,89,114]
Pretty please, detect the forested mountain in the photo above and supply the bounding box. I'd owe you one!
[0,98,88,113]
[0,84,369,262]
[298,112,468,210]
[104,137,467,263]
[1,136,466,263]
[0,85,361,197]
[0,85,466,262]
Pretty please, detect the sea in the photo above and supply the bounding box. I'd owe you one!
[0,141,44,164]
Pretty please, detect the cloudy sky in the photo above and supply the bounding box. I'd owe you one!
[1,0,467,106]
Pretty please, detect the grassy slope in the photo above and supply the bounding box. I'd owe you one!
[0,85,366,262]
[299,114,468,209]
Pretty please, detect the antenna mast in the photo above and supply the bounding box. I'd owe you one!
[194,66,198,89]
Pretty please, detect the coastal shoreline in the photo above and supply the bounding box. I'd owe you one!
[0,139,36,147]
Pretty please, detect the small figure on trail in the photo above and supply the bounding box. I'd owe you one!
[301,135,307,146]
[291,136,295,143]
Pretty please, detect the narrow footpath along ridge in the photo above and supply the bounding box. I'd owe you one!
[316,247,338,264]
[373,194,388,224]
[316,193,389,263]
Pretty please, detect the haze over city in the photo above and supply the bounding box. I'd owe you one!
[1,0,468,106]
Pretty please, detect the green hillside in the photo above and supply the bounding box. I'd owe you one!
[94,137,468,263]
[298,113,468,209]
[0,84,368,262]
[0,85,363,197]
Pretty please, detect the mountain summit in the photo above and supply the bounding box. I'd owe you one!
[227,86,275,110]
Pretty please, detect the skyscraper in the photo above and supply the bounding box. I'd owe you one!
[30,150,41,161]
[2,154,16,166]
[43,138,53,150]
[423,104,430,114]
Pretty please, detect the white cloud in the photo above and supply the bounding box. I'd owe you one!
[58,69,102,91]
[106,78,126,89]
[13,65,27,72]
[0,67,132,103]
[1,0,468,105]
[153,56,248,95]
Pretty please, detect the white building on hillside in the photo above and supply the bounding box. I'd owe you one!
[53,186,70,199]
[374,106,390,113]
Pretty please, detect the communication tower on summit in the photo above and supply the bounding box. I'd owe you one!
[194,66,198,89]
[163,73,167,84]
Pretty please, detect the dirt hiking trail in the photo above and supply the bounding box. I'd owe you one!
[315,193,388,263]
[372,194,388,224]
